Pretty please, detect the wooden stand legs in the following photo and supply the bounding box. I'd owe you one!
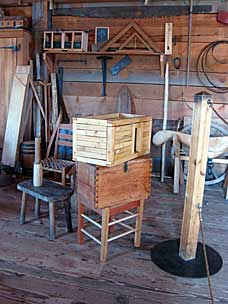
[100,208,110,263]
[134,200,144,247]
[77,200,85,245]
[77,199,145,262]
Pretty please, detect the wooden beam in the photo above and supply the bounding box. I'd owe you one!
[161,61,169,182]
[165,23,172,55]
[51,73,59,130]
[179,92,213,261]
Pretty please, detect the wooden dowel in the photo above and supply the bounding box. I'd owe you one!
[161,61,169,182]
[30,80,46,121]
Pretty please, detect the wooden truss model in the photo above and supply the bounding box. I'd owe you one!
[100,21,162,55]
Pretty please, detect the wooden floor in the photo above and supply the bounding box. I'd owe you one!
[0,177,228,304]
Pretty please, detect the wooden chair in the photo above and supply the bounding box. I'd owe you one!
[42,124,75,186]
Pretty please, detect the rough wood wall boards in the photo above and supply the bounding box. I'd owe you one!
[52,14,228,121]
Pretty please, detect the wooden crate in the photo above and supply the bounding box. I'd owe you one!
[73,113,152,166]
[43,30,88,52]
[76,156,152,209]
[0,17,29,28]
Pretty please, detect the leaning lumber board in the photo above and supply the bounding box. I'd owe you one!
[2,65,31,167]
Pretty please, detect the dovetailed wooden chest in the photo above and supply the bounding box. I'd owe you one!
[73,113,152,166]
[76,156,152,209]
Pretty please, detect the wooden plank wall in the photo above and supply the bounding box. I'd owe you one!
[0,30,31,147]
[52,14,228,124]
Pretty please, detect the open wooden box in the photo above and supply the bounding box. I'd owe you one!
[73,113,152,166]
[43,31,88,52]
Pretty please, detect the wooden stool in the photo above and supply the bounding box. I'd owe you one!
[77,198,145,262]
[17,179,74,240]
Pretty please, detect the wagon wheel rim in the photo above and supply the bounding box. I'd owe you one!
[181,122,228,185]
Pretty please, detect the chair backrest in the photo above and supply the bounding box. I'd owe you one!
[54,124,73,160]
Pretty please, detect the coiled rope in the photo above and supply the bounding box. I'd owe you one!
[197,40,228,94]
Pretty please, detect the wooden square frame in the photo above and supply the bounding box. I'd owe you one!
[95,27,109,43]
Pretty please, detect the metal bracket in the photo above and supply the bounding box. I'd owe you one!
[57,59,87,65]
[124,161,128,173]
[0,45,20,52]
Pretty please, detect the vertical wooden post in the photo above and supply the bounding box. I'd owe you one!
[51,73,59,131]
[173,135,180,194]
[165,23,173,55]
[161,61,169,182]
[179,92,213,261]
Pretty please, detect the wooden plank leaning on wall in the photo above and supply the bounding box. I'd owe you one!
[2,65,31,167]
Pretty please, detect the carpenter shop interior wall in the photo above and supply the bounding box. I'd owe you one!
[52,13,228,125]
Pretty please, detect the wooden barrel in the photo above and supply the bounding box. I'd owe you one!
[20,141,35,174]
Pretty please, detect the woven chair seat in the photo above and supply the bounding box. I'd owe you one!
[42,157,74,171]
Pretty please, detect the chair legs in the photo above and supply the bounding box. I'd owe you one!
[64,199,73,232]
[173,156,180,194]
[49,202,56,241]
[61,168,66,186]
[35,198,41,218]
[20,192,27,225]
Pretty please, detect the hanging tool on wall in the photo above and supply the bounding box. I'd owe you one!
[110,55,132,76]
[97,56,112,96]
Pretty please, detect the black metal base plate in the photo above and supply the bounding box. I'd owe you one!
[151,239,223,278]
